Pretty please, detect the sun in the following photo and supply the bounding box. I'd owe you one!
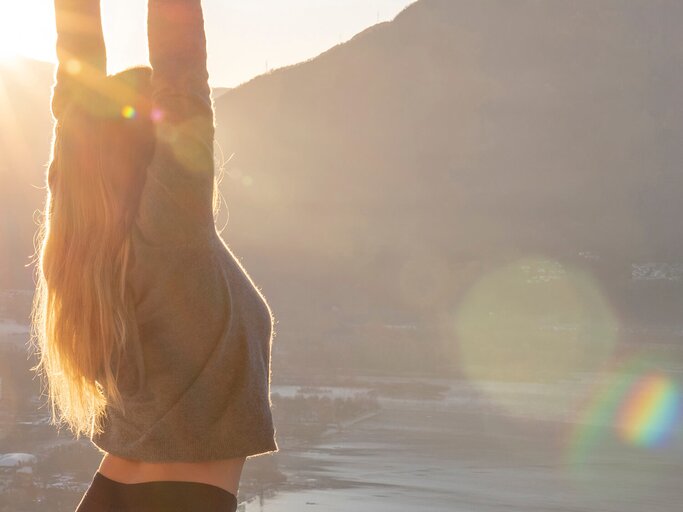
[0,6,26,61]
[0,3,57,63]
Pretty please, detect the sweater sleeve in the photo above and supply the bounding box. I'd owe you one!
[51,0,108,121]
[137,0,216,245]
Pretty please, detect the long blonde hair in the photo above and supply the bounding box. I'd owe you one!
[28,66,225,440]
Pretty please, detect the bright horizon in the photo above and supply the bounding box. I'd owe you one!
[0,0,416,88]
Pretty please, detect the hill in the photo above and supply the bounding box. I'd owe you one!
[2,1,683,374]
[212,0,683,355]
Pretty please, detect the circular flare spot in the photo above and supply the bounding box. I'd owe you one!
[151,108,164,122]
[121,105,136,119]
[161,116,215,174]
[452,256,618,419]
[65,59,82,75]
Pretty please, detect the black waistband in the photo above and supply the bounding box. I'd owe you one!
[84,471,238,510]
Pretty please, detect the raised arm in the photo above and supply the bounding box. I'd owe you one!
[137,0,216,245]
[148,0,213,122]
[52,0,107,120]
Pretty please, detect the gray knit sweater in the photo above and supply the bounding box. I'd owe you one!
[52,0,278,461]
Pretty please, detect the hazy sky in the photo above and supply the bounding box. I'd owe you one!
[0,0,416,87]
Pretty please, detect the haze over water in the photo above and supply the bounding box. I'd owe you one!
[247,370,683,512]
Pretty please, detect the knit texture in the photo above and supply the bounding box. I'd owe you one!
[91,229,279,461]
[52,0,278,461]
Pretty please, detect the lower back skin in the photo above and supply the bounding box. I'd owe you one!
[97,453,247,496]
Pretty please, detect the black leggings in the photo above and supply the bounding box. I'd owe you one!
[75,472,238,512]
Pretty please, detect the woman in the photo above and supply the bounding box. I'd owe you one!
[30,1,279,510]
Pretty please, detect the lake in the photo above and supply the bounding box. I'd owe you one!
[241,372,683,511]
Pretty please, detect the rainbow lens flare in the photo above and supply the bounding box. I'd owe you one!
[121,105,136,119]
[565,352,683,508]
[569,355,683,468]
[617,373,681,448]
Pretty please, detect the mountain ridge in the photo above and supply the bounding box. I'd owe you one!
[2,1,682,372]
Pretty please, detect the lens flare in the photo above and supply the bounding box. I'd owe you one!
[449,256,618,419]
[566,353,683,503]
[157,115,214,174]
[151,107,164,122]
[618,373,681,448]
[569,357,683,461]
[121,105,136,119]
[618,373,682,447]
[65,59,82,75]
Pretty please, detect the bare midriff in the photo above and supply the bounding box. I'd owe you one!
[97,453,247,497]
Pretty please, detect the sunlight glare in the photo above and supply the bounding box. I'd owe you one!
[0,3,56,63]
[0,47,17,62]
[0,38,18,62]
